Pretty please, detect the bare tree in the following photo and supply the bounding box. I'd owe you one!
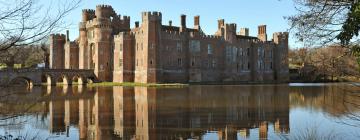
[0,0,81,52]
[287,0,360,52]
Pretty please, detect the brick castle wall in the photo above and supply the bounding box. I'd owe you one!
[49,4,289,83]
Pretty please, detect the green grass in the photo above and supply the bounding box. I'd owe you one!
[88,82,188,88]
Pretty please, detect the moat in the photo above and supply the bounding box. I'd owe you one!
[0,84,359,139]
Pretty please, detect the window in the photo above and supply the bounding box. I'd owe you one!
[189,40,200,53]
[270,62,273,70]
[119,59,123,66]
[168,56,171,65]
[247,48,250,56]
[247,62,250,70]
[212,60,216,68]
[150,59,153,65]
[178,58,182,66]
[141,43,143,50]
[177,42,182,52]
[191,57,195,66]
[207,44,213,54]
[150,43,155,49]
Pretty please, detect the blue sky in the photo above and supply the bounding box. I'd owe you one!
[59,0,299,47]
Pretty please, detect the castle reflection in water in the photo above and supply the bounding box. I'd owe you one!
[41,85,289,140]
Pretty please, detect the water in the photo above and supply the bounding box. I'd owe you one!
[0,84,359,140]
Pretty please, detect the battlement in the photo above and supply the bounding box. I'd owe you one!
[273,32,289,45]
[273,32,289,37]
[93,24,112,29]
[50,34,66,40]
[82,9,96,21]
[95,4,115,18]
[96,4,112,9]
[121,15,130,21]
[82,9,95,14]
[200,35,224,40]
[162,30,182,39]
[226,23,237,32]
[114,32,134,39]
[142,11,162,21]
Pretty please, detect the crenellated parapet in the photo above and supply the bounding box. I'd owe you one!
[95,4,115,18]
[82,9,95,21]
[273,32,289,45]
[142,11,162,22]
[162,30,183,39]
[49,34,66,46]
[114,32,134,40]
[225,23,237,33]
[50,34,66,39]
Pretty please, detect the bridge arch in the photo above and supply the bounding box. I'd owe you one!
[8,76,34,87]
[57,74,72,85]
[72,75,87,85]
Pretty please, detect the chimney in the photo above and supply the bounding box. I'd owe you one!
[181,14,186,27]
[218,19,225,29]
[169,20,172,26]
[66,30,69,41]
[194,16,200,30]
[194,16,200,26]
[239,28,249,36]
[258,25,267,41]
[135,21,139,28]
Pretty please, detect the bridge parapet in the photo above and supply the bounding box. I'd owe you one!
[0,68,98,86]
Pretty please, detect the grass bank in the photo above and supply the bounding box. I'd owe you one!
[88,82,188,88]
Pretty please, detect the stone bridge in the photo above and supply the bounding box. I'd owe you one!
[0,68,98,86]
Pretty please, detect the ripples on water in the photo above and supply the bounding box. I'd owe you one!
[0,84,359,140]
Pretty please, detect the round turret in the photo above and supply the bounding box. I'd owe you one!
[95,5,115,19]
[82,9,95,21]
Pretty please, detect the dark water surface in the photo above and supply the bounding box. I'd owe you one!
[0,84,359,140]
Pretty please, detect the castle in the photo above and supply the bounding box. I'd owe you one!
[49,5,289,83]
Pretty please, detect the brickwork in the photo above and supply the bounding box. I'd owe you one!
[50,4,289,83]
[50,34,66,69]
[64,41,79,69]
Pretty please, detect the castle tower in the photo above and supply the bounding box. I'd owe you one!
[113,32,135,82]
[79,9,95,69]
[64,31,79,69]
[92,5,114,81]
[49,34,66,69]
[273,32,289,82]
[258,25,267,41]
[134,11,162,83]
